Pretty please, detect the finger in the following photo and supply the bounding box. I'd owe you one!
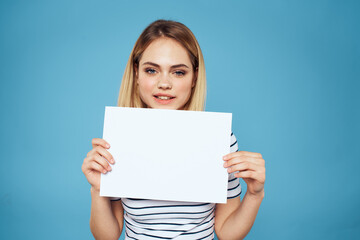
[86,148,96,158]
[235,170,265,183]
[224,156,263,168]
[223,151,262,161]
[227,161,260,174]
[93,154,112,172]
[86,146,114,164]
[89,160,109,174]
[94,146,115,164]
[92,138,111,149]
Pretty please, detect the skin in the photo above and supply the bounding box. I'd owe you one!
[82,37,266,240]
[135,37,196,110]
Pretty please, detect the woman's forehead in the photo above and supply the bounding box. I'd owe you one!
[139,38,192,67]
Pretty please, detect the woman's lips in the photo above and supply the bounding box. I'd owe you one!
[153,95,175,104]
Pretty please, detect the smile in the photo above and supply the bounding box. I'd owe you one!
[153,95,176,104]
[155,96,174,100]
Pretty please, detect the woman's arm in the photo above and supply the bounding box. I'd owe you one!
[215,151,266,239]
[90,187,124,240]
[215,191,264,240]
[82,138,123,239]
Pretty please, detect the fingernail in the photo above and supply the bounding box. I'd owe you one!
[106,144,110,148]
[223,163,227,168]
[107,166,112,171]
[103,170,107,174]
[223,156,228,160]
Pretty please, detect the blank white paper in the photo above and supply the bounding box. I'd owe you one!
[99,107,232,203]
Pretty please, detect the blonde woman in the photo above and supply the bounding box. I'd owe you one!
[82,19,266,240]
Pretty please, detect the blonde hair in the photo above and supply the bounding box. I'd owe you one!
[117,19,206,111]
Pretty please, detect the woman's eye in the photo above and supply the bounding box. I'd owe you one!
[174,71,185,76]
[145,68,156,74]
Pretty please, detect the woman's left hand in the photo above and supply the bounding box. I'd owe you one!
[223,151,266,196]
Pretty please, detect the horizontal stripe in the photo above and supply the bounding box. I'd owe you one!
[126,214,215,232]
[230,140,238,147]
[125,218,186,233]
[130,218,192,226]
[124,206,213,217]
[181,223,213,235]
[228,183,240,191]
[126,225,173,239]
[125,214,212,220]
[127,198,151,201]
[227,191,242,199]
[195,230,214,240]
[125,230,139,240]
[228,177,237,183]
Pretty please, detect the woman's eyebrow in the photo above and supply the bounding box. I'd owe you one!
[170,64,189,69]
[142,62,160,68]
[142,62,189,69]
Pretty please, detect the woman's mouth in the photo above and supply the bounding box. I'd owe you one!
[155,96,174,100]
[153,94,175,104]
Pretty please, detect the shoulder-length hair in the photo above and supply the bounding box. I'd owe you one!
[117,19,206,111]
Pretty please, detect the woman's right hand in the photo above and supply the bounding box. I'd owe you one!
[81,138,115,192]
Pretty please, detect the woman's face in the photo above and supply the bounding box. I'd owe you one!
[136,37,196,110]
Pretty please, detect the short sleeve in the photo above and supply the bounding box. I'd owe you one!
[227,132,242,199]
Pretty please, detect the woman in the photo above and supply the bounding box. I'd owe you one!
[82,19,265,240]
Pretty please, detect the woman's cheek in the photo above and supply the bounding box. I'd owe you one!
[176,80,193,98]
[139,77,156,93]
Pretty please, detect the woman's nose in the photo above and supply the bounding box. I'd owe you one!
[157,74,172,89]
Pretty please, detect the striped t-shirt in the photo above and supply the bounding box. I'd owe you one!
[110,132,241,239]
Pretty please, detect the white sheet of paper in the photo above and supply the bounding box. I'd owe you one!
[100,107,232,203]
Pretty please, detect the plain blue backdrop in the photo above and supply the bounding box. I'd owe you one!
[1,0,359,239]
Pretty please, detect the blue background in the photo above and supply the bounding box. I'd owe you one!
[1,0,359,239]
